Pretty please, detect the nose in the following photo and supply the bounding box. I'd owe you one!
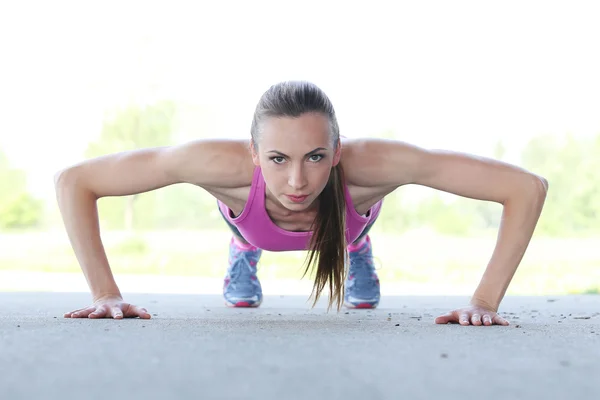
[288,164,308,191]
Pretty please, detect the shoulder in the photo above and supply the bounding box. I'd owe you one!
[162,138,255,189]
[340,137,430,188]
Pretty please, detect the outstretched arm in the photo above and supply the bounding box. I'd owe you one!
[55,139,252,318]
[412,148,549,316]
[346,139,548,325]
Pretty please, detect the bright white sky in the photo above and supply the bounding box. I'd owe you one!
[1,0,599,199]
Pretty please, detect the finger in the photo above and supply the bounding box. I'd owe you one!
[88,306,109,319]
[134,306,152,319]
[435,311,458,324]
[111,307,124,319]
[482,314,493,326]
[493,314,510,326]
[459,313,471,326]
[123,304,151,319]
[471,314,482,326]
[69,307,96,318]
[121,304,151,319]
[64,307,88,318]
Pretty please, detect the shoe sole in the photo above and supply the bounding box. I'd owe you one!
[344,301,379,309]
[224,300,262,308]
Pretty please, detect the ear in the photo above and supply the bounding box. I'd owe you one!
[332,138,342,166]
[250,139,260,166]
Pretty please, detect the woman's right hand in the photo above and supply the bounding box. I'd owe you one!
[64,295,152,319]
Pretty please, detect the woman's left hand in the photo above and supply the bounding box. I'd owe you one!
[434,305,510,326]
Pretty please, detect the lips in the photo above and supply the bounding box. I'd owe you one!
[286,194,308,203]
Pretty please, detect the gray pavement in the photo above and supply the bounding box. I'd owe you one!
[1,292,599,400]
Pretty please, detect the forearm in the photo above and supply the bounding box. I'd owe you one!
[471,180,548,311]
[55,171,122,301]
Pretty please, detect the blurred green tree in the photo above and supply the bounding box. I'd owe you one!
[520,132,600,236]
[0,151,44,229]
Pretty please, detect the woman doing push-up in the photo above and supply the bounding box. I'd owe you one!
[55,80,548,326]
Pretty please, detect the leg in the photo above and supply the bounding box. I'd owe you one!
[344,217,381,309]
[217,203,263,307]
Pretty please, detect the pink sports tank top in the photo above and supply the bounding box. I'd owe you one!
[217,166,383,251]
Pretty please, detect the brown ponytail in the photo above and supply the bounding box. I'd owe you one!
[302,162,347,311]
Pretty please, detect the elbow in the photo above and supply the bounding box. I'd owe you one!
[536,175,549,196]
[54,166,100,201]
[54,167,77,189]
[522,175,548,208]
[54,166,88,195]
[507,174,548,206]
[53,169,66,187]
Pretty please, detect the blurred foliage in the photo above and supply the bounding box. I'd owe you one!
[374,191,499,237]
[520,133,600,236]
[111,235,149,255]
[86,101,179,156]
[0,151,44,229]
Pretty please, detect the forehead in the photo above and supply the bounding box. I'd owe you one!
[260,113,331,146]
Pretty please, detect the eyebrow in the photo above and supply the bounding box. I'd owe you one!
[266,147,327,157]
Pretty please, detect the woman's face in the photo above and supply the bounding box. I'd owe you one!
[252,112,341,211]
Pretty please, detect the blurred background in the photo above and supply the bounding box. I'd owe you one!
[1,0,599,297]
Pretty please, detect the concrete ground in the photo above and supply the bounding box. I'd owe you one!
[1,292,599,400]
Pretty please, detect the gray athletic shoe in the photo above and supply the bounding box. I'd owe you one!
[223,237,263,307]
[344,235,381,309]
